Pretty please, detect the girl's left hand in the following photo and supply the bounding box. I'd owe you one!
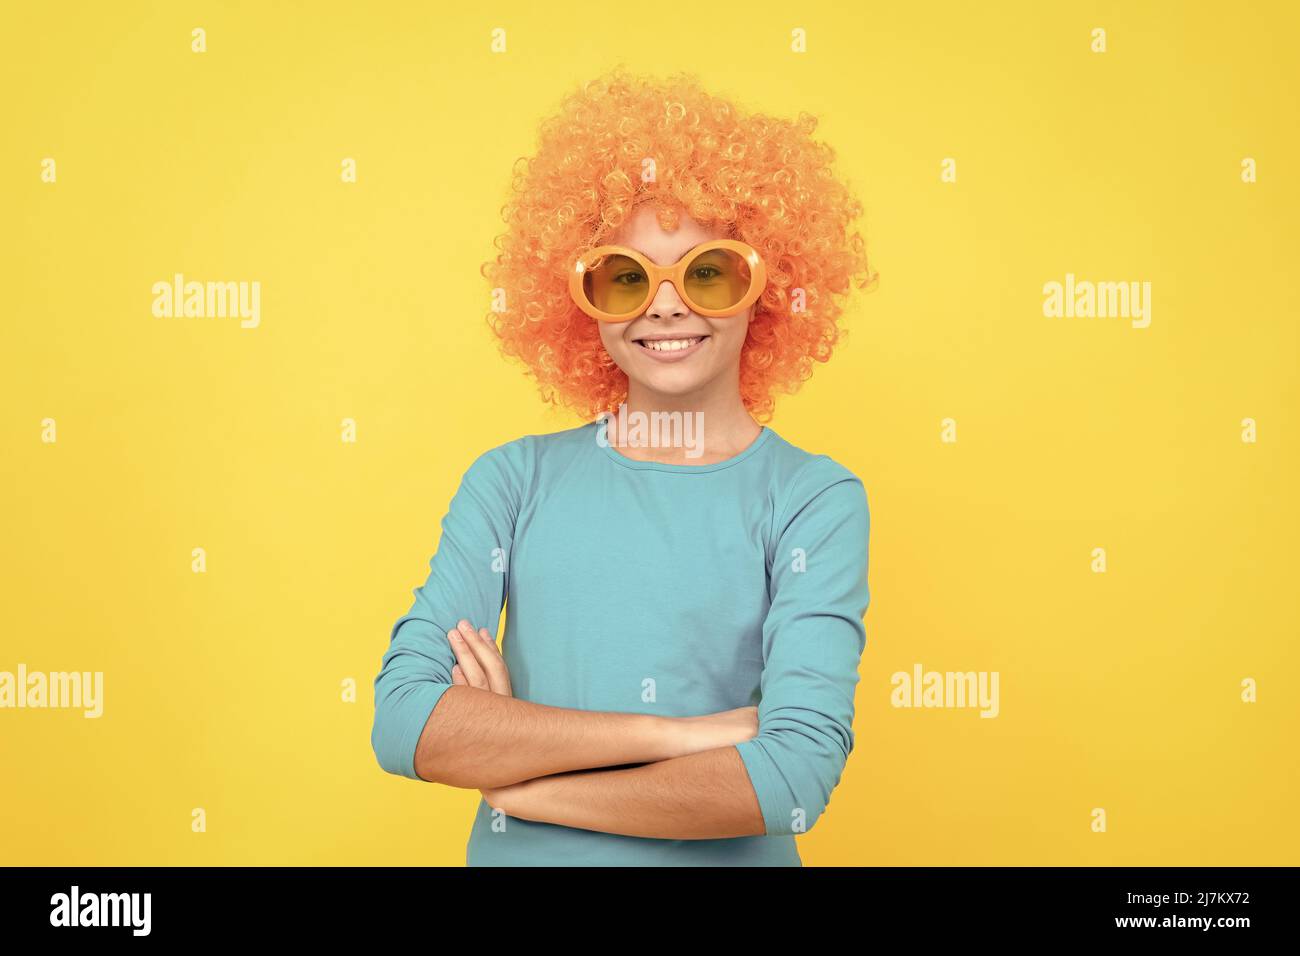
[446,618,514,697]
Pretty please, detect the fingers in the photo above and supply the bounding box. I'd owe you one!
[446,619,512,696]
[476,626,513,697]
[465,621,513,697]
[447,624,488,689]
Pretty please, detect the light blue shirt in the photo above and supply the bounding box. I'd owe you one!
[371,421,871,865]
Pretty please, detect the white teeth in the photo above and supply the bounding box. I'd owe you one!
[641,337,701,352]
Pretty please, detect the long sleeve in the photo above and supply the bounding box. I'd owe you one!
[733,457,871,836]
[370,438,531,780]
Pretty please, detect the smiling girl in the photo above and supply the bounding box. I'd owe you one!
[371,68,876,866]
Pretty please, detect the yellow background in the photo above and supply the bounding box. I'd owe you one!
[2,0,1296,865]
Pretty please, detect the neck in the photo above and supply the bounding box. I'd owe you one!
[609,379,762,465]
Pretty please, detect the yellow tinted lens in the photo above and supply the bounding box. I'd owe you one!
[583,254,649,316]
[683,247,752,312]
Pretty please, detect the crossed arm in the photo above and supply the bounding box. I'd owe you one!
[373,447,869,843]
[415,619,768,840]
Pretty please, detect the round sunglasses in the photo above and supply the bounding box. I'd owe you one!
[569,239,767,322]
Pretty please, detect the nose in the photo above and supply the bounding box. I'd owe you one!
[644,280,690,321]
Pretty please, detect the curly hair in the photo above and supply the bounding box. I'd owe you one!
[481,66,877,422]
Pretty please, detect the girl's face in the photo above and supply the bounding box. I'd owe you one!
[595,204,752,405]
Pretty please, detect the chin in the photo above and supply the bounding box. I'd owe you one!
[628,367,713,399]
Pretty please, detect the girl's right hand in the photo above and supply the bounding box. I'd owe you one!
[679,706,760,756]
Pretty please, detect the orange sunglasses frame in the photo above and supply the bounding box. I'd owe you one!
[569,238,767,322]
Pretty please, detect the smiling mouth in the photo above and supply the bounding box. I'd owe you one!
[633,335,709,353]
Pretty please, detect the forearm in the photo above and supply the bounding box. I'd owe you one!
[488,745,766,839]
[413,685,709,789]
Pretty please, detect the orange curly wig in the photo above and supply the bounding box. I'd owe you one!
[481,66,877,423]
